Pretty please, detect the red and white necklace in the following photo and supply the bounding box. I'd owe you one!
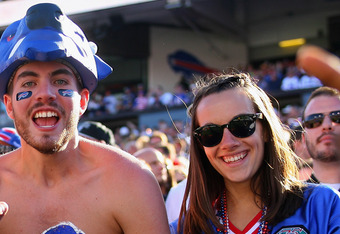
[218,190,269,234]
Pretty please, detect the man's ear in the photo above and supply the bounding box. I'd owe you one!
[79,89,89,116]
[3,94,14,120]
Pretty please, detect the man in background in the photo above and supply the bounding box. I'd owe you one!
[78,121,116,146]
[302,86,340,191]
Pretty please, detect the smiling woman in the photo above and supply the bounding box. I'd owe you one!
[170,71,340,234]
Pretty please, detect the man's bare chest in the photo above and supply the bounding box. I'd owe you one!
[0,177,119,233]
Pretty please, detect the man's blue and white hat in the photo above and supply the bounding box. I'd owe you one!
[0,3,113,101]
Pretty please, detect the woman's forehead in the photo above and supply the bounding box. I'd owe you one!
[196,89,254,123]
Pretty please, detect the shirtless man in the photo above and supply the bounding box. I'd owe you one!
[0,3,170,233]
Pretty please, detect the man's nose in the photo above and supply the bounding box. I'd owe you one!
[321,116,334,131]
[35,82,57,102]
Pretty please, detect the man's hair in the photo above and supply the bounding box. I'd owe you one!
[302,86,340,120]
[179,72,304,233]
[78,121,115,146]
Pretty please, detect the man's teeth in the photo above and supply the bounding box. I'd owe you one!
[34,111,58,118]
[223,152,246,163]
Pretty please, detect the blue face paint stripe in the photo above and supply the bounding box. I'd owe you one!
[58,89,74,97]
[16,91,32,101]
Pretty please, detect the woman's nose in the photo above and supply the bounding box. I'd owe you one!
[219,128,241,149]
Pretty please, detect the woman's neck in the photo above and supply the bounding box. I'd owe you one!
[223,180,264,230]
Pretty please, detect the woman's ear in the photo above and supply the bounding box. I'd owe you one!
[79,89,89,116]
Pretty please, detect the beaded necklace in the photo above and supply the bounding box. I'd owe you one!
[217,190,269,234]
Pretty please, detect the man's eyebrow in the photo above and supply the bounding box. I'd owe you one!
[51,69,75,77]
[17,71,39,79]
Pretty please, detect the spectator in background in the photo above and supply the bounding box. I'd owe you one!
[0,127,21,155]
[280,104,302,127]
[156,85,174,106]
[289,125,313,181]
[134,147,177,200]
[147,87,162,108]
[158,119,169,133]
[173,137,189,159]
[148,130,169,147]
[123,140,139,155]
[258,65,283,92]
[299,71,322,89]
[121,87,135,111]
[133,84,149,111]
[102,90,118,114]
[78,121,116,146]
[173,82,191,106]
[302,86,340,191]
[280,66,300,91]
[86,91,105,117]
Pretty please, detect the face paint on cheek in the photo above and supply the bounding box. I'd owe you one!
[58,89,74,97]
[16,91,32,101]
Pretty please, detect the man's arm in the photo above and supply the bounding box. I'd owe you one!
[296,45,340,90]
[117,167,170,234]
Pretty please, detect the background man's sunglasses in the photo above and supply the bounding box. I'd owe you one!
[303,110,340,129]
[194,113,263,147]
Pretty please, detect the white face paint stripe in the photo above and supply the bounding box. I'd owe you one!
[8,37,24,59]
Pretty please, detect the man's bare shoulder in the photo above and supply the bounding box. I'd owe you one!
[78,139,153,181]
[78,139,170,233]
[0,150,19,174]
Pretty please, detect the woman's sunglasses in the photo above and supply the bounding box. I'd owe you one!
[194,113,263,147]
[303,110,340,129]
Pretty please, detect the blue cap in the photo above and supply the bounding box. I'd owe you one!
[0,3,113,101]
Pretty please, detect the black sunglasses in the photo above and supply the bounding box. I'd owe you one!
[303,110,340,129]
[194,113,263,147]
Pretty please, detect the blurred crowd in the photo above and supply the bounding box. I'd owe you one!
[83,59,322,119]
[85,80,193,118]
[247,59,322,92]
